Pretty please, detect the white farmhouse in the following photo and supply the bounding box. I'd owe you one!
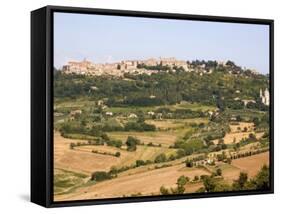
[128,113,138,118]
[105,112,113,116]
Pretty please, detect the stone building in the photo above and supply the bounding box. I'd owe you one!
[62,59,94,75]
[260,88,270,106]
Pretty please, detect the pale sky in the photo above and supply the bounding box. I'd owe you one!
[54,12,270,74]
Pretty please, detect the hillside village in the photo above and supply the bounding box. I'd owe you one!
[62,57,260,77]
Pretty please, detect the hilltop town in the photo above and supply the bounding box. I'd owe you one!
[62,57,260,77]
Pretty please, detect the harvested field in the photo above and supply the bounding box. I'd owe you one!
[213,122,264,145]
[54,132,177,174]
[146,118,209,130]
[54,164,210,201]
[231,151,269,177]
[75,144,177,168]
[108,131,180,147]
[229,122,255,133]
[54,132,118,174]
[213,132,263,144]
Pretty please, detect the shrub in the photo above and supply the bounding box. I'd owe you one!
[160,186,170,195]
[253,165,269,190]
[213,183,232,192]
[248,133,257,142]
[177,175,189,186]
[168,154,176,161]
[170,185,185,194]
[216,168,222,176]
[136,160,146,167]
[176,149,186,158]
[126,136,140,151]
[69,142,75,149]
[193,175,199,181]
[91,171,113,182]
[202,176,216,192]
[109,166,118,175]
[101,133,110,141]
[232,172,248,190]
[115,152,121,157]
[106,139,123,148]
[124,121,156,132]
[154,153,167,163]
[185,159,193,168]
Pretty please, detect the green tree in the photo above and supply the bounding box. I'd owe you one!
[126,136,140,151]
[253,117,260,126]
[216,168,222,176]
[69,142,75,149]
[91,171,112,181]
[177,175,188,186]
[202,176,216,192]
[193,175,199,181]
[154,153,167,163]
[232,172,248,190]
[160,186,170,195]
[101,133,110,141]
[185,159,193,167]
[253,165,270,190]
[136,160,145,167]
[214,182,232,192]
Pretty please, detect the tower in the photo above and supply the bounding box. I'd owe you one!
[264,88,270,106]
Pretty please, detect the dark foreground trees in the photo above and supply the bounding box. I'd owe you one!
[198,165,270,193]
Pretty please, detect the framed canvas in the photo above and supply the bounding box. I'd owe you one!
[31,5,274,207]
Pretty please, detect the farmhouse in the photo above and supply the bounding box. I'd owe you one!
[90,86,99,91]
[128,113,138,118]
[97,100,104,106]
[147,111,155,116]
[105,112,113,116]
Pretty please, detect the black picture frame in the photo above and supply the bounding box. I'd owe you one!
[31,5,274,208]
